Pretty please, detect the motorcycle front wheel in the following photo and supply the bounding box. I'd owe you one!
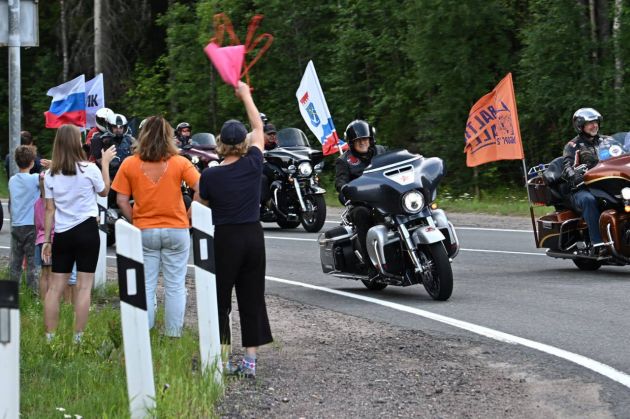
[300,194,327,233]
[573,258,601,271]
[419,243,453,301]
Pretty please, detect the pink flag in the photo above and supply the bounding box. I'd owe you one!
[204,42,245,87]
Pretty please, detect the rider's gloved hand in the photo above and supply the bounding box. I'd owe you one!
[566,166,586,190]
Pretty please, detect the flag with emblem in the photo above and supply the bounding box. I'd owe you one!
[296,61,347,155]
[463,73,524,167]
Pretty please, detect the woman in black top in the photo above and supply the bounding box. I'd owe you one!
[196,82,272,378]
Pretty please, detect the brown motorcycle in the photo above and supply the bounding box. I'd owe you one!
[527,137,630,270]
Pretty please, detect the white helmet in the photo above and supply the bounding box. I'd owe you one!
[95,108,114,132]
[107,113,128,136]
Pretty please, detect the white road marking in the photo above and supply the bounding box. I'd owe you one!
[266,275,630,390]
[15,246,627,388]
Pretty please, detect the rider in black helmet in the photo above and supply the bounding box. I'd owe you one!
[561,108,614,257]
[175,122,192,147]
[335,119,386,276]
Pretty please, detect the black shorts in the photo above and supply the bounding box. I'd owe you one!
[52,217,100,273]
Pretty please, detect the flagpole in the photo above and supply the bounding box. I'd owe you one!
[521,158,539,247]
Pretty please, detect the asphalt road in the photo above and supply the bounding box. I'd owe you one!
[2,204,629,409]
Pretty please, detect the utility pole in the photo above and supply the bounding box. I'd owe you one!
[94,0,102,74]
[8,0,21,178]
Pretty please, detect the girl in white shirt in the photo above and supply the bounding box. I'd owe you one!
[42,124,116,342]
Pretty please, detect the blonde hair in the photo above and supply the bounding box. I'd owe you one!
[50,125,87,176]
[135,116,179,162]
[216,135,250,158]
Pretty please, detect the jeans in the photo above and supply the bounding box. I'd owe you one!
[571,190,603,244]
[141,228,190,337]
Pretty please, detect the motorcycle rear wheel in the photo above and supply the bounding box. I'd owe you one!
[300,194,327,233]
[420,243,453,301]
[573,258,601,271]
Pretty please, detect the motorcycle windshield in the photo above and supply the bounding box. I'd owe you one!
[596,136,628,161]
[277,128,311,147]
[344,149,445,214]
[190,133,217,148]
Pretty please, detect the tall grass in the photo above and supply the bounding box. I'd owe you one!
[14,280,222,417]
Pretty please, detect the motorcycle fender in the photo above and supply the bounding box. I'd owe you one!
[412,225,446,245]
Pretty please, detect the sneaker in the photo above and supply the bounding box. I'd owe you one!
[224,360,256,379]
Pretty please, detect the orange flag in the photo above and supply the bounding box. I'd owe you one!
[464,73,524,167]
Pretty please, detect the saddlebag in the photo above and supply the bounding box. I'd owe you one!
[318,226,359,273]
[537,210,585,250]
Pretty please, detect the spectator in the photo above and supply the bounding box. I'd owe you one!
[112,116,200,337]
[5,131,50,176]
[42,124,115,343]
[196,81,273,378]
[8,145,40,292]
[34,172,77,301]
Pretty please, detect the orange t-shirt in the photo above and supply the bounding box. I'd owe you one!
[112,154,200,229]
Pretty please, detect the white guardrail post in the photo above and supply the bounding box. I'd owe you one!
[115,219,156,418]
[0,280,20,419]
[94,194,108,289]
[191,201,222,383]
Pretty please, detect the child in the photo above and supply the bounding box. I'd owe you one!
[35,172,78,302]
[8,145,40,292]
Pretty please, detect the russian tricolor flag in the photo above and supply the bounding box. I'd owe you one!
[44,75,87,128]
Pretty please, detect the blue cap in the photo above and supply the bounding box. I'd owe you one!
[220,119,248,145]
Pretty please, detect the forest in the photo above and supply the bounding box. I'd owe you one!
[2,0,630,193]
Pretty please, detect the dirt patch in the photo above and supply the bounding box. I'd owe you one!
[212,295,612,418]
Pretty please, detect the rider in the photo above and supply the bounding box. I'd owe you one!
[561,108,610,256]
[335,119,386,274]
[260,123,280,216]
[91,113,133,182]
[86,108,114,156]
[175,122,192,147]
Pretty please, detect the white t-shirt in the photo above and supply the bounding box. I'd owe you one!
[44,162,105,233]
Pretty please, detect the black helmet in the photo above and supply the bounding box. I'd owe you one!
[572,108,602,134]
[345,120,375,147]
[176,122,192,135]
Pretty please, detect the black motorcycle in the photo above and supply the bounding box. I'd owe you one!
[319,150,459,300]
[261,128,327,233]
[180,132,220,209]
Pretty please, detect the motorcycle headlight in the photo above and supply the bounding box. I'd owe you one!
[314,162,324,173]
[622,187,630,200]
[191,156,200,165]
[402,191,424,214]
[298,162,313,176]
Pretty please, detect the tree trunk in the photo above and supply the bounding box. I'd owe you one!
[60,0,69,80]
[94,0,103,75]
[589,0,598,62]
[613,0,623,91]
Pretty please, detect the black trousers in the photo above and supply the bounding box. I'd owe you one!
[214,222,273,347]
[348,206,374,266]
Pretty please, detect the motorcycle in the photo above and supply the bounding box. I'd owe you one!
[527,135,630,270]
[261,127,327,233]
[319,149,459,301]
[180,132,220,209]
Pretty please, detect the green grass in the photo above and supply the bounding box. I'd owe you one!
[319,172,551,217]
[12,279,223,418]
[0,167,8,199]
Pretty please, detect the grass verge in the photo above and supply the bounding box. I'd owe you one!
[13,279,222,417]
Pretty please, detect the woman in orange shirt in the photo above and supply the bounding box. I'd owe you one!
[112,116,200,337]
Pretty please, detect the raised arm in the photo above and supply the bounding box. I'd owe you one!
[235,82,264,152]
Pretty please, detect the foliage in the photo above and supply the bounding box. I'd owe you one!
[2,0,630,195]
